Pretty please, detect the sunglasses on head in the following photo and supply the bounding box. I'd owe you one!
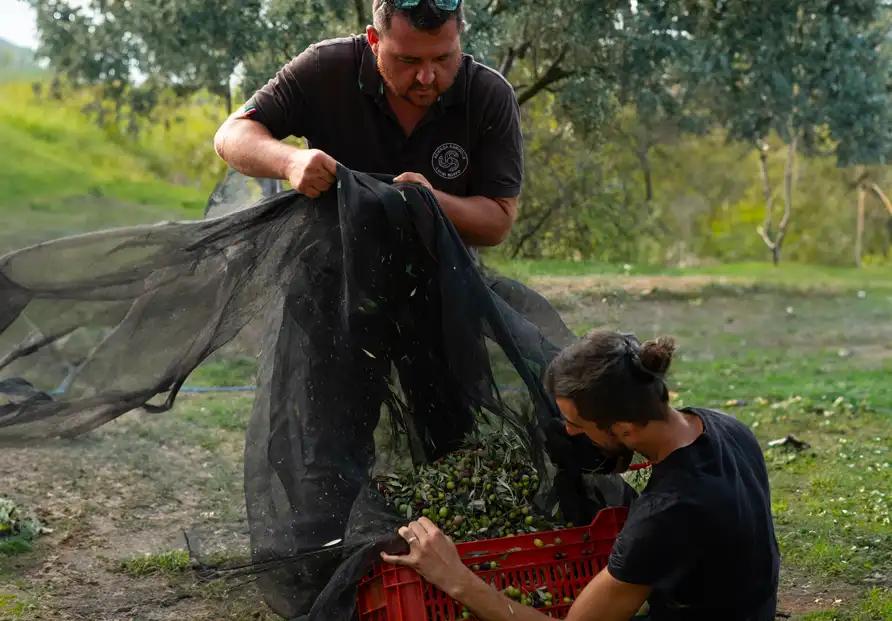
[392,0,462,10]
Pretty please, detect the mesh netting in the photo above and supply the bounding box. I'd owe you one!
[0,167,635,621]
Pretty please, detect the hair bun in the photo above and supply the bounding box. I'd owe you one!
[638,336,676,375]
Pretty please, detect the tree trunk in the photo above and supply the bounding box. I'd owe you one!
[354,0,367,30]
[635,147,653,203]
[756,135,797,265]
[855,166,866,268]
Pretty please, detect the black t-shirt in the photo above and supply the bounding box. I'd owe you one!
[608,407,780,621]
[241,35,524,199]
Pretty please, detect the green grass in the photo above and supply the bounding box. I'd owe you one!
[186,357,258,388]
[120,549,191,576]
[800,588,892,621]
[0,82,217,253]
[487,258,892,293]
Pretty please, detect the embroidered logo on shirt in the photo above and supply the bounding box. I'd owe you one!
[431,143,469,180]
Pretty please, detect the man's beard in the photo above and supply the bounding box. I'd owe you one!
[377,58,459,108]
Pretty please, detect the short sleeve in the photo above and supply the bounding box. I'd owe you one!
[240,46,319,141]
[469,75,524,199]
[608,496,700,587]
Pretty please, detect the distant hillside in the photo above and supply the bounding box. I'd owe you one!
[0,38,44,83]
[0,81,214,254]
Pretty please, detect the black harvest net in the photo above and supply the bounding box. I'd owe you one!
[0,167,636,620]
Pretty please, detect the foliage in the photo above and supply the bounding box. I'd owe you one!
[662,0,892,263]
[0,497,41,556]
[0,82,211,252]
[132,0,264,114]
[17,0,892,267]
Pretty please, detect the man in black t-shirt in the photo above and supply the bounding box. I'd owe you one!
[213,0,523,248]
[382,330,780,621]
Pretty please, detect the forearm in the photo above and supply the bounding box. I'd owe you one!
[449,565,649,621]
[213,118,299,181]
[450,568,555,621]
[431,190,516,248]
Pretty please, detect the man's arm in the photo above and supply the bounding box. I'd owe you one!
[394,170,517,247]
[380,517,649,621]
[214,113,302,182]
[449,565,649,621]
[212,47,338,199]
[431,191,517,247]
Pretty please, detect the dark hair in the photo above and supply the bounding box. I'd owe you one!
[544,330,677,428]
[372,0,464,33]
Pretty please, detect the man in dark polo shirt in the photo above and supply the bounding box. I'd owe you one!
[213,0,523,248]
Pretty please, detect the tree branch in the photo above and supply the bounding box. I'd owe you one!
[510,199,564,258]
[487,0,510,16]
[516,46,574,106]
[869,182,892,216]
[773,135,797,261]
[499,41,530,80]
[757,140,774,246]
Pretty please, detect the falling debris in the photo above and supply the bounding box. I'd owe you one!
[768,435,811,451]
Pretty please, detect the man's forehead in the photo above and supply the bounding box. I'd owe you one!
[383,13,461,53]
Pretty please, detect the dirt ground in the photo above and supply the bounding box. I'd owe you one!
[2,414,862,621]
[1,274,889,620]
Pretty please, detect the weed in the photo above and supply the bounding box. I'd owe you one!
[121,549,191,576]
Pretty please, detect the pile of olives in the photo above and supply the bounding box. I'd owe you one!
[375,432,570,544]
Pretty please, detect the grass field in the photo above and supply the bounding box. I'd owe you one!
[1,261,890,620]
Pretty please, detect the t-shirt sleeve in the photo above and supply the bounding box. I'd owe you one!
[239,46,319,141]
[469,76,524,199]
[608,496,700,587]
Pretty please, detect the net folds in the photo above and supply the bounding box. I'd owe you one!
[0,167,635,621]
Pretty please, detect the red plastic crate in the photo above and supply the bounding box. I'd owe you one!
[357,506,629,621]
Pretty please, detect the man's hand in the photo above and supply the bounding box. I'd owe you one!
[394,172,434,192]
[380,517,471,596]
[285,149,338,198]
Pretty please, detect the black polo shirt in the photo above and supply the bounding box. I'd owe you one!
[242,34,523,199]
